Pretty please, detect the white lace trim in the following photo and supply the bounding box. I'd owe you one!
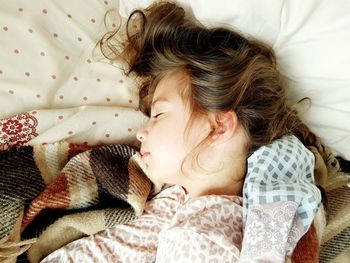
[240,201,303,259]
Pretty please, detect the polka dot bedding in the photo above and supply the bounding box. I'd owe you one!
[0,0,147,149]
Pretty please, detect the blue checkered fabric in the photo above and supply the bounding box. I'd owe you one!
[243,135,321,231]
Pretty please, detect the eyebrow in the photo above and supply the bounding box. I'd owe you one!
[151,97,169,107]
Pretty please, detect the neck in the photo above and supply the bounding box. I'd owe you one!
[186,178,244,198]
[180,120,249,198]
[182,157,246,198]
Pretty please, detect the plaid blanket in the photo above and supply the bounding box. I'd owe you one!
[0,142,152,263]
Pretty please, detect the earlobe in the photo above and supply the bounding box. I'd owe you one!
[210,111,238,144]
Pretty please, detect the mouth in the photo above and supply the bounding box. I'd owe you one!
[140,151,150,159]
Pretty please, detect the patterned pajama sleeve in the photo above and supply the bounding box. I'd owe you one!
[238,135,322,262]
[155,195,243,263]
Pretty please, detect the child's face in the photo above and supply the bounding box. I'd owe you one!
[136,72,210,185]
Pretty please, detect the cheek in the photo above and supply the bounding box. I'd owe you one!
[147,139,186,184]
[148,125,187,166]
[153,133,186,162]
[185,120,211,149]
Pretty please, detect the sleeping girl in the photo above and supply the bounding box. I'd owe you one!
[41,2,321,262]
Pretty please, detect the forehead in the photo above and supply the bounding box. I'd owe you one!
[152,70,190,102]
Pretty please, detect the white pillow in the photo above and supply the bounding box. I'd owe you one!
[273,0,350,161]
[119,0,350,160]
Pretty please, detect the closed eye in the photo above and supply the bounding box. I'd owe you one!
[152,113,163,119]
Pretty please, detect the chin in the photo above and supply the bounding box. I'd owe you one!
[146,165,179,185]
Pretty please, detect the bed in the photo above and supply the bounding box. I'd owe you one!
[0,0,349,262]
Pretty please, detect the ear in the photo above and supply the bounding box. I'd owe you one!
[209,111,239,145]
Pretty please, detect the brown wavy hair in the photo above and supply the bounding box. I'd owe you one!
[99,1,318,155]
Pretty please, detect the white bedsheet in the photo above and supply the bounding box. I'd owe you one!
[0,0,146,147]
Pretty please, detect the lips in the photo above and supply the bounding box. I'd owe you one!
[140,151,150,158]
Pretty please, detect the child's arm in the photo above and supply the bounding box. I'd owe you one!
[155,195,243,262]
[238,135,321,262]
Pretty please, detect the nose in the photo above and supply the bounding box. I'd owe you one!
[136,126,148,142]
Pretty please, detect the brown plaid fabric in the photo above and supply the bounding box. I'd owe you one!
[0,142,152,262]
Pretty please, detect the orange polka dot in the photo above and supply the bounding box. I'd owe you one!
[128,128,132,132]
[42,9,48,14]
[58,115,64,120]
[40,51,45,56]
[91,18,96,23]
[25,72,30,77]
[51,75,57,79]
[53,33,58,38]
[78,37,82,42]
[83,96,88,101]
[105,134,110,138]
[73,76,78,81]
[28,28,33,33]
[68,131,73,135]
[3,26,8,31]
[92,121,96,125]
[59,95,64,99]
[36,94,41,98]
[14,49,19,54]
[65,55,70,60]
[9,90,14,94]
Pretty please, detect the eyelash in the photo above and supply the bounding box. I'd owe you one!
[152,113,163,119]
